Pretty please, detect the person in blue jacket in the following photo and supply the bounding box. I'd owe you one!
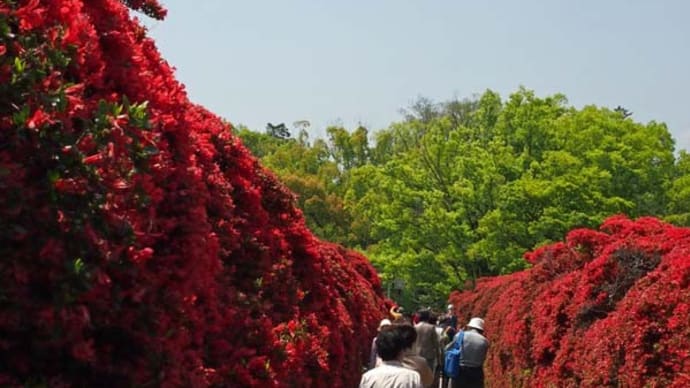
[445,317,489,388]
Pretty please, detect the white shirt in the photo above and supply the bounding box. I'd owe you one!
[359,360,423,388]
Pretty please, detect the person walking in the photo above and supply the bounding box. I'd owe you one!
[369,319,392,369]
[360,326,423,388]
[445,317,489,388]
[438,305,458,388]
[397,324,434,387]
[413,309,442,372]
[444,304,457,332]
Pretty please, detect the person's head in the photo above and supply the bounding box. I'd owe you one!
[395,324,417,349]
[417,308,431,323]
[378,318,392,332]
[466,317,485,333]
[447,304,454,313]
[375,326,407,361]
[446,326,457,340]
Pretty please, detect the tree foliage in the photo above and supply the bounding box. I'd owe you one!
[240,88,687,309]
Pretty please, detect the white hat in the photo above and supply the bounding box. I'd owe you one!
[378,319,392,329]
[467,317,485,331]
[447,304,453,311]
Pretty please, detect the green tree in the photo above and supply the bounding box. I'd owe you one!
[235,88,681,310]
[666,151,690,225]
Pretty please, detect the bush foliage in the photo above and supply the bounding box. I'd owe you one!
[0,0,386,386]
[449,215,690,387]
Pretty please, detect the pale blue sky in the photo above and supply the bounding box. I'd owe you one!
[141,0,690,150]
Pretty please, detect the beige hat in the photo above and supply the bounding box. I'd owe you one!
[378,319,392,329]
[467,317,485,331]
[447,304,453,311]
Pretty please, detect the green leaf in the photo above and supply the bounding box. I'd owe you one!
[74,258,85,275]
[13,57,25,74]
[12,105,30,126]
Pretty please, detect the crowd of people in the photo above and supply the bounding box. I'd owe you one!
[360,305,489,388]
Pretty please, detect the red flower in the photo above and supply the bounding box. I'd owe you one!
[53,178,86,194]
[0,1,387,386]
[82,153,103,165]
[71,340,95,363]
[14,0,46,31]
[27,109,51,129]
[128,246,154,264]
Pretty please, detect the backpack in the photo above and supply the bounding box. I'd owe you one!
[443,330,464,379]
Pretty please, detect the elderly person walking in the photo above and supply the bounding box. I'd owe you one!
[445,317,489,388]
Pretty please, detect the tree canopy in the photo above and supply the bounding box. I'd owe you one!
[237,88,686,309]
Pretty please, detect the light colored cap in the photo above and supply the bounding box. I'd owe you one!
[447,304,453,310]
[379,319,392,329]
[467,317,485,331]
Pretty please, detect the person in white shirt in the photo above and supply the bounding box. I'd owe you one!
[360,325,423,388]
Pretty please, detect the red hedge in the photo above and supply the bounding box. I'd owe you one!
[449,215,690,387]
[0,1,387,386]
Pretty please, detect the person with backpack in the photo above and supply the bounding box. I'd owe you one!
[444,317,489,388]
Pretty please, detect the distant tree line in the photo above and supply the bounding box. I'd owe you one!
[235,88,690,308]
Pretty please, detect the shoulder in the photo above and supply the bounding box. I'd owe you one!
[368,364,420,382]
[403,354,427,368]
[399,367,422,382]
[360,365,389,381]
[466,330,489,343]
[360,368,375,382]
[418,322,434,331]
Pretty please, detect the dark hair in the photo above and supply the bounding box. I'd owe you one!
[395,324,417,349]
[375,326,406,361]
[417,309,432,323]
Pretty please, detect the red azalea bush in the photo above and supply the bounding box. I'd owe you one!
[0,1,387,386]
[449,215,690,387]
